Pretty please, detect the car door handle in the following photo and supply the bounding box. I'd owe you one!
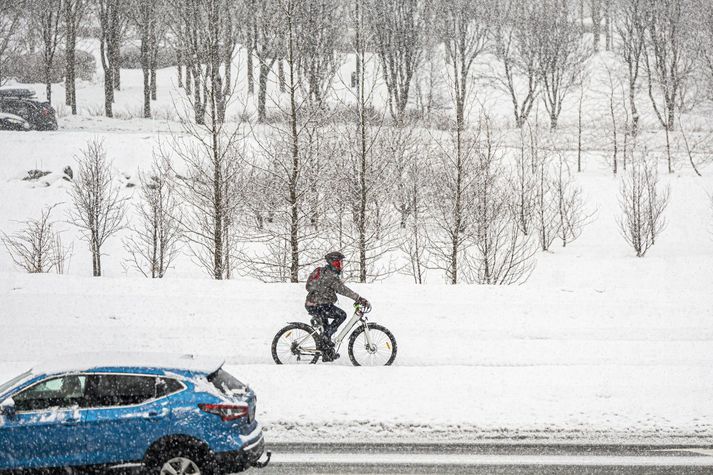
[61,418,80,426]
[147,409,169,420]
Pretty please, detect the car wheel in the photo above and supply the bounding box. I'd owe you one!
[146,450,218,475]
[160,456,202,475]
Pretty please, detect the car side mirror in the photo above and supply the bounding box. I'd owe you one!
[0,398,16,419]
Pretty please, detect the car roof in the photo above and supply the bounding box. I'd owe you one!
[31,352,224,376]
[0,88,36,98]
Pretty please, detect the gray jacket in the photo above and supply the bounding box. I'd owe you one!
[305,265,360,307]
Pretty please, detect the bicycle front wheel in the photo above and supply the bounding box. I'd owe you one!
[272,323,320,365]
[348,323,397,366]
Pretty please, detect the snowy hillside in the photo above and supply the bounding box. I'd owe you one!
[2,45,713,285]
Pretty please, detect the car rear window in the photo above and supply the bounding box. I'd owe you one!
[207,368,247,396]
[156,377,184,398]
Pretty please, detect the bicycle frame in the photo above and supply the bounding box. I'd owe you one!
[332,307,373,352]
[296,306,374,356]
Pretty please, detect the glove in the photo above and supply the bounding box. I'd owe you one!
[357,297,371,309]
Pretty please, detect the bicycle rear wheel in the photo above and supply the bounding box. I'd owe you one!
[348,323,397,366]
[272,323,320,364]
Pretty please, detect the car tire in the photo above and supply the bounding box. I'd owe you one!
[144,448,219,475]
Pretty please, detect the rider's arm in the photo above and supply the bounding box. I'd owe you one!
[329,274,361,301]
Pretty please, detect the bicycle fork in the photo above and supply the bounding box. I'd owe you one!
[362,322,377,353]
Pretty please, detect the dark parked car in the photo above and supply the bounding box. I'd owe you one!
[0,88,57,131]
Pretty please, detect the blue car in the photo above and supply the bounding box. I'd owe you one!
[0,353,270,473]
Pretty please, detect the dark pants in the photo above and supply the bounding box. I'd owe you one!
[306,304,347,340]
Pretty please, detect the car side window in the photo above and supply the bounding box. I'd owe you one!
[5,101,27,117]
[85,375,158,408]
[13,375,87,412]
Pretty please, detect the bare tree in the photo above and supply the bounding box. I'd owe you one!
[604,0,613,50]
[328,122,402,282]
[243,0,256,95]
[243,123,324,282]
[428,124,479,284]
[68,140,127,276]
[0,1,24,86]
[166,125,246,280]
[249,0,282,122]
[97,0,125,117]
[366,0,430,123]
[294,0,342,106]
[430,116,534,284]
[491,0,541,128]
[509,123,537,236]
[615,0,647,137]
[699,0,713,99]
[418,0,491,284]
[589,0,614,52]
[600,63,628,174]
[129,0,159,118]
[532,137,560,251]
[164,40,246,280]
[677,114,706,177]
[399,137,431,284]
[534,0,588,129]
[123,156,182,278]
[2,205,72,274]
[28,0,63,104]
[170,1,205,123]
[147,7,167,101]
[439,0,490,132]
[552,153,588,247]
[643,0,697,175]
[413,35,447,123]
[169,0,240,124]
[64,0,86,114]
[576,75,585,172]
[242,0,342,282]
[323,0,399,283]
[468,119,535,284]
[589,0,603,51]
[618,146,670,256]
[439,0,491,180]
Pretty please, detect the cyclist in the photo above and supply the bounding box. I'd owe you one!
[305,251,370,362]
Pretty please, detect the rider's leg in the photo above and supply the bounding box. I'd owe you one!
[323,305,347,341]
[307,305,331,349]
[306,305,323,333]
[326,306,345,361]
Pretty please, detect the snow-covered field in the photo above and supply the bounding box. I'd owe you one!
[1,272,712,444]
[2,42,713,445]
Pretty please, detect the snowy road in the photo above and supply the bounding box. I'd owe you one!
[251,443,713,474]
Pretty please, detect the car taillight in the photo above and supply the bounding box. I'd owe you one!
[198,403,249,421]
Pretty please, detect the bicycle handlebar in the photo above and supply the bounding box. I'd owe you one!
[355,302,372,314]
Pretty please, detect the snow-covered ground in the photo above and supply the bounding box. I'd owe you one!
[2,42,713,445]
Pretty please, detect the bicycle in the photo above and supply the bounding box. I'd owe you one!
[271,304,397,366]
